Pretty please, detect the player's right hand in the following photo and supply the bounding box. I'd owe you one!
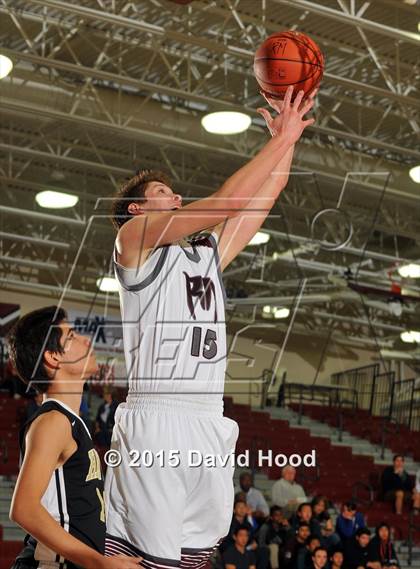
[99,554,143,568]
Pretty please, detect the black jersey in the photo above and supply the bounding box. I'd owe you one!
[13,398,105,569]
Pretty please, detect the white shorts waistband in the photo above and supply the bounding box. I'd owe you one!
[123,394,224,417]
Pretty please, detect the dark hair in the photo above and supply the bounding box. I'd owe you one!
[392,454,404,462]
[298,522,310,530]
[306,535,321,546]
[111,169,172,230]
[7,306,67,393]
[312,547,327,557]
[298,502,312,514]
[234,498,247,507]
[233,524,250,536]
[356,528,371,538]
[270,505,282,516]
[376,522,390,538]
[343,501,357,511]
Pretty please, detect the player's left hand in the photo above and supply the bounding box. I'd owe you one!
[257,87,317,137]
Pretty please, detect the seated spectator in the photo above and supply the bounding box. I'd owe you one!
[330,550,344,569]
[25,392,43,420]
[94,388,118,447]
[223,526,256,569]
[310,547,329,569]
[381,454,417,514]
[335,501,365,544]
[296,535,321,569]
[344,528,380,569]
[272,466,307,518]
[257,506,290,569]
[290,503,317,535]
[238,471,269,522]
[221,498,257,554]
[283,523,311,568]
[311,496,340,551]
[368,523,399,569]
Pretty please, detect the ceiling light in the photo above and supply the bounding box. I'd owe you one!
[263,305,272,314]
[248,231,270,246]
[409,165,420,183]
[35,190,78,209]
[96,277,119,292]
[274,307,290,319]
[398,263,420,278]
[201,111,251,135]
[0,55,13,79]
[400,330,420,344]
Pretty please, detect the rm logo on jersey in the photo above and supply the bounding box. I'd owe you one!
[183,272,218,323]
[86,448,102,482]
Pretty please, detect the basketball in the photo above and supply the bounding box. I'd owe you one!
[254,30,324,100]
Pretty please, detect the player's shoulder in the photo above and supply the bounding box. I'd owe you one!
[26,409,73,442]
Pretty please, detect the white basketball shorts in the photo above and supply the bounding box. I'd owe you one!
[104,396,239,569]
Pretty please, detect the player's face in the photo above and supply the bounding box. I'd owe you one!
[142,181,182,211]
[56,321,98,379]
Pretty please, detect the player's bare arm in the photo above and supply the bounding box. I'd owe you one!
[211,88,316,270]
[10,411,141,569]
[116,86,311,267]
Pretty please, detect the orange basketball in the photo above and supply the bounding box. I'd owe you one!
[254,30,324,100]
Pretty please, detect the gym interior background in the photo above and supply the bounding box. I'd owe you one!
[0,0,420,567]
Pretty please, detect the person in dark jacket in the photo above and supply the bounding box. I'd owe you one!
[94,388,118,446]
[257,506,290,569]
[381,455,415,514]
[283,523,311,569]
[343,528,380,569]
[335,501,366,545]
[368,523,399,569]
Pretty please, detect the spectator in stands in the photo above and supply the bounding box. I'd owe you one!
[310,547,329,569]
[283,523,311,568]
[221,498,257,554]
[272,466,307,518]
[368,523,399,569]
[290,503,316,534]
[381,455,417,514]
[26,392,43,420]
[311,496,340,550]
[257,506,290,569]
[330,550,344,569]
[335,501,366,544]
[296,535,321,569]
[238,471,270,522]
[94,387,118,447]
[343,528,380,569]
[223,526,256,569]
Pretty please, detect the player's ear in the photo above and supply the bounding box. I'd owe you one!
[44,350,61,370]
[127,202,145,216]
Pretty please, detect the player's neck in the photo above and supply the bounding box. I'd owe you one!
[45,385,84,415]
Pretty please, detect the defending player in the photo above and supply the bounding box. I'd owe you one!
[7,306,141,569]
[106,87,314,567]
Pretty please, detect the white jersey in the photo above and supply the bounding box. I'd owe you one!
[113,231,227,408]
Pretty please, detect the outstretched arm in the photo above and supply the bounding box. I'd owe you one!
[211,90,315,271]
